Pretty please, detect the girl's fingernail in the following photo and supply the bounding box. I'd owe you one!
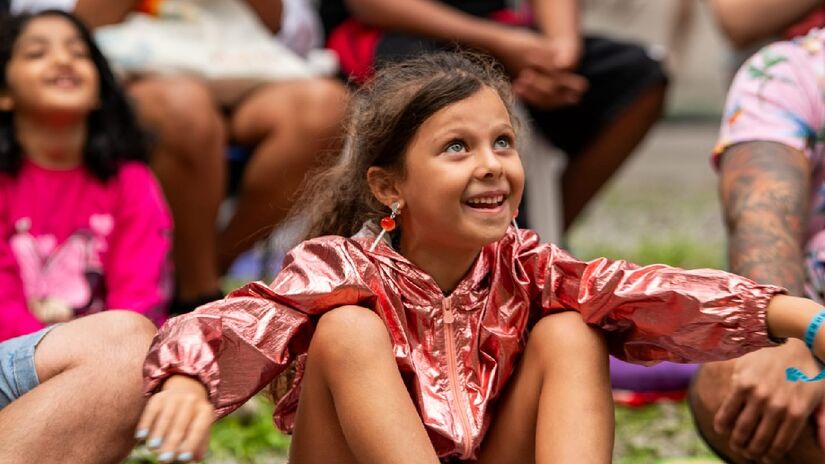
[158,451,175,462]
[147,437,162,448]
[134,429,149,440]
[177,451,194,461]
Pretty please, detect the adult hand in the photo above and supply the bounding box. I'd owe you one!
[512,67,588,109]
[491,28,582,75]
[136,375,215,463]
[714,340,825,463]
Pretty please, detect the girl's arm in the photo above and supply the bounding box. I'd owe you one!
[524,241,786,364]
[767,295,825,350]
[142,237,379,416]
[104,164,172,326]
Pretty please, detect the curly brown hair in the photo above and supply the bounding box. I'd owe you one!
[295,51,518,241]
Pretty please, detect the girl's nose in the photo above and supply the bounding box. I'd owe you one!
[476,148,503,178]
[52,48,73,65]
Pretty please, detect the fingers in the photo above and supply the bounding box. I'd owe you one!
[714,385,747,437]
[743,399,787,461]
[728,398,762,453]
[135,391,215,463]
[763,403,807,463]
[513,69,588,109]
[816,405,825,452]
[135,395,162,444]
[156,398,198,462]
[177,404,216,461]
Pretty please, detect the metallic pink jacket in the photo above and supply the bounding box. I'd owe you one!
[144,227,784,460]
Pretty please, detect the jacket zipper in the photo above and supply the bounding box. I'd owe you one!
[442,297,474,458]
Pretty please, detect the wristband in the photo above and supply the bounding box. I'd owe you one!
[786,308,825,383]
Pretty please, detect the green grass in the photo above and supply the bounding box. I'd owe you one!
[572,235,725,270]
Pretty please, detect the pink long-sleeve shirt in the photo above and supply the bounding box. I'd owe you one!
[0,160,172,341]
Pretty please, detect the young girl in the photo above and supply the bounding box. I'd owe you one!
[0,10,172,342]
[138,52,825,464]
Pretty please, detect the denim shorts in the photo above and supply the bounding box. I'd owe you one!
[0,326,59,410]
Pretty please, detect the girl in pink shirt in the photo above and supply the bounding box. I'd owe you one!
[0,10,172,341]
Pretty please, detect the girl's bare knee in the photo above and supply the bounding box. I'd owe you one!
[313,306,390,363]
[527,311,606,364]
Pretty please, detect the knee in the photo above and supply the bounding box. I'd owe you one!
[526,311,606,365]
[312,306,390,364]
[279,79,348,139]
[87,311,157,373]
[688,361,738,458]
[130,77,226,160]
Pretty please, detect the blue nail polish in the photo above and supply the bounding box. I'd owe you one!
[158,451,175,462]
[147,437,162,448]
[177,451,194,461]
[134,429,149,440]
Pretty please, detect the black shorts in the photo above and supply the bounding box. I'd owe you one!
[372,34,667,156]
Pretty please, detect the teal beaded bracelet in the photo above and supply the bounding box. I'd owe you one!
[786,308,825,383]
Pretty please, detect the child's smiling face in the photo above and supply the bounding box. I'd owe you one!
[393,86,525,252]
[1,16,99,118]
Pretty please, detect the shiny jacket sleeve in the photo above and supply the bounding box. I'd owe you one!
[143,237,379,417]
[520,234,786,364]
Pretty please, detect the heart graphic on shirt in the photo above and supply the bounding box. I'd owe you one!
[89,214,114,237]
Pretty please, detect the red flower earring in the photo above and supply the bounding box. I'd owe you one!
[370,201,402,251]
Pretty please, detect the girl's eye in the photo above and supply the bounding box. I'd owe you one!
[445,141,467,153]
[21,47,46,59]
[494,136,512,149]
[70,47,90,58]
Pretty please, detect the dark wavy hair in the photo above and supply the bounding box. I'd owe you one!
[295,51,518,241]
[0,10,149,181]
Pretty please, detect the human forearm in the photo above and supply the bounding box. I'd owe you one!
[709,0,822,48]
[720,142,809,296]
[531,0,580,41]
[244,0,282,33]
[344,0,507,52]
[767,295,825,344]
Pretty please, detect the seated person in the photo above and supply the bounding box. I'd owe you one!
[0,10,171,341]
[8,0,350,313]
[124,0,348,313]
[690,28,825,463]
[319,0,667,231]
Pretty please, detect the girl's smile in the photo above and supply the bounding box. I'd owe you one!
[395,86,524,255]
[367,85,525,292]
[2,16,98,119]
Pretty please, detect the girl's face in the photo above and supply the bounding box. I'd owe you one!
[394,86,525,252]
[2,16,99,119]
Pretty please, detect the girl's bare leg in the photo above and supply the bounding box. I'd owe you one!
[289,306,440,464]
[128,76,226,302]
[220,79,347,273]
[0,311,156,464]
[477,311,613,464]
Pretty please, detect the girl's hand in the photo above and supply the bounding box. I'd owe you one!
[136,375,215,463]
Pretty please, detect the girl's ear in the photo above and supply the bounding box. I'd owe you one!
[367,166,403,208]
